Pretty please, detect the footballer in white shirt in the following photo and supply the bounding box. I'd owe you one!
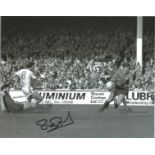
[15,62,43,108]
[1,62,43,112]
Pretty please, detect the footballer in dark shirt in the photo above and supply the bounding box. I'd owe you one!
[99,64,133,112]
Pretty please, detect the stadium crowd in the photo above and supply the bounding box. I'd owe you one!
[1,20,154,91]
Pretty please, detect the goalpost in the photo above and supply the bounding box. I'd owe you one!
[136,16,143,69]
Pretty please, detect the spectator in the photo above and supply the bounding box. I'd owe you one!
[1,21,154,90]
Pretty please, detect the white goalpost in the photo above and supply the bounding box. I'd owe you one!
[136,16,143,68]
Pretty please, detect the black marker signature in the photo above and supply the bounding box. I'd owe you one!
[36,111,74,132]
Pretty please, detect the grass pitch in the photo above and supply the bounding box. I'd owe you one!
[0,104,154,138]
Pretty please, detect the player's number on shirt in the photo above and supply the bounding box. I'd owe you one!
[21,71,26,80]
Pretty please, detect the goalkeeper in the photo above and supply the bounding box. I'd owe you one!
[99,64,133,112]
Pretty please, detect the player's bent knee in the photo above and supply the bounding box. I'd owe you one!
[107,96,115,103]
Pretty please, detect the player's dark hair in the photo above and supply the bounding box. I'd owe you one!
[25,62,34,68]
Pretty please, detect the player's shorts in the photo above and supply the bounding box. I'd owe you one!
[3,90,24,113]
[111,84,128,96]
[29,91,43,102]
[27,91,43,102]
[22,87,42,102]
[22,87,32,96]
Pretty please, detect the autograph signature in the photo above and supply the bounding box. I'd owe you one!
[36,111,74,132]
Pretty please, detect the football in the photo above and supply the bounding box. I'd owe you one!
[106,81,114,90]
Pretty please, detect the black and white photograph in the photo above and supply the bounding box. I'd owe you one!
[0,16,154,138]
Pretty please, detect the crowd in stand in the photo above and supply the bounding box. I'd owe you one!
[1,21,154,91]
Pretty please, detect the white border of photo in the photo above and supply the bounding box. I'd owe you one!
[0,0,155,155]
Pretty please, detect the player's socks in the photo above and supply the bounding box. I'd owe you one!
[105,102,110,109]
[114,103,119,109]
[98,101,109,112]
[27,94,33,102]
[31,101,37,108]
[23,101,32,109]
[113,98,119,109]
